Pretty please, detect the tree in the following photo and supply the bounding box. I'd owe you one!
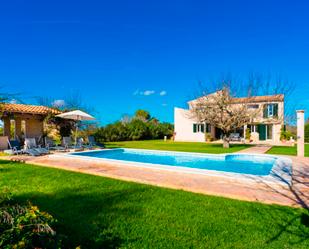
[134,109,151,122]
[190,87,259,148]
[127,119,150,140]
[94,110,174,142]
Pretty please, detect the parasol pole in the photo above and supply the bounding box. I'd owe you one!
[74,116,80,147]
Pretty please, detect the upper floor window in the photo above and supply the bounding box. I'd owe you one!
[248,104,259,109]
[263,103,278,118]
[267,104,274,117]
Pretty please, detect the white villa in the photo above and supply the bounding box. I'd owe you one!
[174,92,284,144]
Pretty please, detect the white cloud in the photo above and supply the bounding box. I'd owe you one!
[161,103,168,107]
[159,90,167,96]
[9,99,17,104]
[143,90,155,96]
[133,89,156,96]
[52,99,66,108]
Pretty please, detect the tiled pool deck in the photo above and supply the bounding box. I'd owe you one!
[7,148,309,208]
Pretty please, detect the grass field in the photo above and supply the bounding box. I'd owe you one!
[0,161,308,248]
[106,140,251,154]
[267,144,309,157]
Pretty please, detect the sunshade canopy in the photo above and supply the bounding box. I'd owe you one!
[56,110,95,121]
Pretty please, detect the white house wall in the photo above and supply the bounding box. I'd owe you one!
[174,107,205,142]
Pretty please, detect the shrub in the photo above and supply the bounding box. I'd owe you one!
[0,190,61,249]
[280,126,296,141]
[94,111,174,142]
[245,128,251,140]
[205,133,212,142]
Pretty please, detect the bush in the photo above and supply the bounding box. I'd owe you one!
[205,133,212,142]
[305,123,309,143]
[0,190,61,249]
[280,126,296,141]
[245,128,251,140]
[94,111,174,142]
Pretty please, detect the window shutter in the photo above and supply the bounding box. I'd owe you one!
[193,124,197,133]
[201,124,205,133]
[263,105,268,118]
[274,104,278,117]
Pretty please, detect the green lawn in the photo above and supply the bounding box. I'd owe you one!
[0,161,308,248]
[267,144,309,157]
[106,140,251,154]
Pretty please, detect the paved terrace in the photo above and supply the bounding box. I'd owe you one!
[7,148,308,209]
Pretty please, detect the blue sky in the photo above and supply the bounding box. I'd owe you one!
[0,0,309,124]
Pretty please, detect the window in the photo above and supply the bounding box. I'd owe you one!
[266,124,273,140]
[264,103,278,118]
[248,104,259,109]
[248,124,258,132]
[267,104,274,117]
[193,123,206,133]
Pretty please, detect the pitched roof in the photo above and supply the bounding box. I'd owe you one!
[231,94,284,104]
[1,103,61,115]
[189,93,284,104]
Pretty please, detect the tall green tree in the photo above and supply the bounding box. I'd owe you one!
[134,109,151,122]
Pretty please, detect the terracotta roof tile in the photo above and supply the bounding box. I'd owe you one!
[231,94,284,103]
[189,93,284,104]
[1,103,61,115]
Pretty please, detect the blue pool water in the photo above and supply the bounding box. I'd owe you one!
[71,148,277,176]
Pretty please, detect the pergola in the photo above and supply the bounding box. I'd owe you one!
[1,103,61,140]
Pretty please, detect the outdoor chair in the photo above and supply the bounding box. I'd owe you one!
[74,138,85,151]
[23,141,41,156]
[45,137,67,152]
[62,137,75,150]
[87,136,105,149]
[7,139,23,155]
[25,138,49,155]
[229,133,241,142]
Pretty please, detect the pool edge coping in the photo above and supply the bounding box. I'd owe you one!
[50,148,292,186]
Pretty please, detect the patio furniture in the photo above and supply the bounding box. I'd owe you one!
[74,138,85,151]
[62,137,75,150]
[87,136,105,149]
[229,133,241,142]
[25,138,49,155]
[7,139,23,155]
[56,110,95,147]
[44,137,67,152]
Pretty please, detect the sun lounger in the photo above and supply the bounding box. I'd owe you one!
[25,138,49,155]
[62,136,75,150]
[24,148,42,156]
[71,137,84,151]
[87,136,105,149]
[7,139,23,155]
[45,137,67,152]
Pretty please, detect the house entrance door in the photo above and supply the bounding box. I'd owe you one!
[258,124,266,140]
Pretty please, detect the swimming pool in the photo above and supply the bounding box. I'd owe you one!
[68,148,292,184]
